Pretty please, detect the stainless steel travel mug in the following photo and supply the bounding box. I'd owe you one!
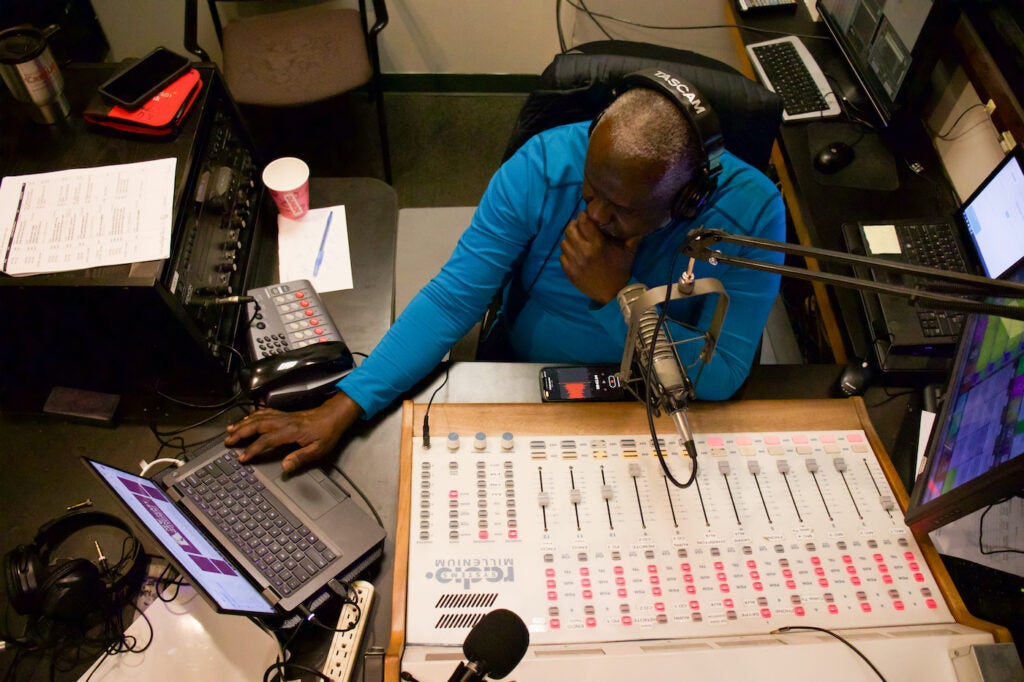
[0,25,71,124]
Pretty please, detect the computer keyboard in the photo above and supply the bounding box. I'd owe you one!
[896,221,968,337]
[736,0,798,11]
[746,36,842,121]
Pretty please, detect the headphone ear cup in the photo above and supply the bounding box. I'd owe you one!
[673,180,703,221]
[4,544,46,615]
[39,559,105,622]
[673,167,716,221]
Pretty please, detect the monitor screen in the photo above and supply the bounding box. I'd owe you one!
[905,265,1024,533]
[817,0,960,125]
[960,146,1024,279]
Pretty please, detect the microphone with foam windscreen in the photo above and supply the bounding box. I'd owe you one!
[447,608,530,682]
[618,283,700,480]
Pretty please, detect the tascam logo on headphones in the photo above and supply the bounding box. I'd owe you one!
[650,70,706,115]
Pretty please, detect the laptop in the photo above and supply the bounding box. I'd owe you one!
[83,439,385,616]
[842,146,1024,354]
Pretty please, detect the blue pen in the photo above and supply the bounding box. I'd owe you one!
[313,210,332,276]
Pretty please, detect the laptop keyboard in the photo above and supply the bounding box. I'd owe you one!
[176,450,336,597]
[896,222,968,338]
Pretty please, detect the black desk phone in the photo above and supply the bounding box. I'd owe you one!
[241,280,354,410]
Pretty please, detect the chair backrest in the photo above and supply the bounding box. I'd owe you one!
[503,41,783,173]
[185,0,388,68]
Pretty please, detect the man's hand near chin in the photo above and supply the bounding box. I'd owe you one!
[224,392,363,474]
[559,210,642,305]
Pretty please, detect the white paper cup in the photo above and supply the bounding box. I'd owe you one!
[262,157,309,219]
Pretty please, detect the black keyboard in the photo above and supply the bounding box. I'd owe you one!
[176,451,337,597]
[896,222,969,338]
[747,37,841,121]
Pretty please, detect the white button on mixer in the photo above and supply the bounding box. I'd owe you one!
[447,432,460,451]
[474,432,487,451]
[501,432,514,450]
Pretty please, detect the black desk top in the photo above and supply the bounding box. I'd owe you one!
[733,3,962,382]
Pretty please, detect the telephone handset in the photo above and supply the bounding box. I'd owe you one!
[242,281,354,410]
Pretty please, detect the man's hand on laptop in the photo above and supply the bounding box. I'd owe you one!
[225,392,363,474]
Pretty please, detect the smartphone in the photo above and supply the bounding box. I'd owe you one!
[539,364,628,402]
[99,47,192,109]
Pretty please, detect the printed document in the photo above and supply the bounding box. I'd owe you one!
[0,158,176,276]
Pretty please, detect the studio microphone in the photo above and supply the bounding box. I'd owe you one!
[617,283,699,463]
[447,608,530,682]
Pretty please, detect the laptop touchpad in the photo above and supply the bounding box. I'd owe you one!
[253,461,346,520]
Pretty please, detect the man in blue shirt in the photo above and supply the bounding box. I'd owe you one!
[226,81,785,473]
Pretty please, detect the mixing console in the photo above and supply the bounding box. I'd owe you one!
[390,401,1000,682]
[405,427,949,646]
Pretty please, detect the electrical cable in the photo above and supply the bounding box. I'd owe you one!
[639,246,708,489]
[148,402,251,442]
[574,0,615,42]
[250,615,287,669]
[138,457,185,479]
[306,602,362,634]
[771,625,888,681]
[933,102,986,140]
[262,662,333,682]
[331,464,385,529]
[420,361,452,450]
[5,551,154,682]
[978,496,1024,556]
[558,0,831,43]
[155,562,185,602]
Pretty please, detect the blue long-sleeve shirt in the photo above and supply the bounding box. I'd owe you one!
[338,122,785,417]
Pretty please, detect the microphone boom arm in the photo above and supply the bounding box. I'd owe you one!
[683,227,1024,321]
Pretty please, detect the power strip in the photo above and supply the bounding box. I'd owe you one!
[321,580,375,682]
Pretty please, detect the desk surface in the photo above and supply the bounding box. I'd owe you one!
[726,2,961,381]
[0,358,914,680]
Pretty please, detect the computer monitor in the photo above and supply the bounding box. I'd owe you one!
[817,0,961,126]
[905,263,1024,533]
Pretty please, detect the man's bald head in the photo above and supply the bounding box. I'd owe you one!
[594,87,703,204]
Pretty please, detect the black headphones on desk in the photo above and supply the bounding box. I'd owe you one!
[590,67,725,221]
[4,510,147,623]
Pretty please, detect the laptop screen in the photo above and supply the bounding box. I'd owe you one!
[84,458,277,616]
[961,146,1024,278]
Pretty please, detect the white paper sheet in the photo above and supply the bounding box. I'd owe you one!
[276,205,353,292]
[863,223,902,255]
[0,158,176,276]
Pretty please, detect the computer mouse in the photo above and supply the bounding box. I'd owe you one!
[813,142,855,174]
[838,360,875,397]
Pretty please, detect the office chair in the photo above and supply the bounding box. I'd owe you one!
[185,0,392,183]
[503,40,783,172]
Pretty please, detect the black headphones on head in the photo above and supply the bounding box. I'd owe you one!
[590,68,724,221]
[4,511,147,623]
